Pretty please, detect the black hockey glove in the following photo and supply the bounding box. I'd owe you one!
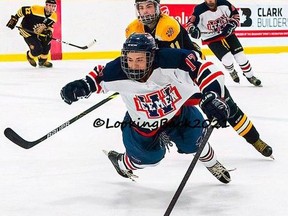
[41,29,53,42]
[200,91,230,128]
[221,21,237,37]
[189,26,201,39]
[6,15,18,30]
[60,78,92,105]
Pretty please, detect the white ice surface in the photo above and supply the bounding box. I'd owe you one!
[0,54,288,216]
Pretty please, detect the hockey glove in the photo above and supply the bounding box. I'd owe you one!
[200,91,230,128]
[41,29,53,42]
[189,26,201,39]
[6,15,18,30]
[94,64,105,75]
[221,21,237,37]
[60,78,92,105]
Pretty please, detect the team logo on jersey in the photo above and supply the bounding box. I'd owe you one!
[33,23,46,34]
[134,85,182,118]
[207,14,228,33]
[166,27,174,37]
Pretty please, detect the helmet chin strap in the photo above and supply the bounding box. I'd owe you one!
[138,69,152,82]
[45,9,53,16]
[146,20,157,31]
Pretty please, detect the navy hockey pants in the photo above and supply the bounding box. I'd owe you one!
[121,106,206,166]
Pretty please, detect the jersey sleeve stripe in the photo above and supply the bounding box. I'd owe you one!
[87,71,102,93]
[197,61,214,77]
[198,71,224,91]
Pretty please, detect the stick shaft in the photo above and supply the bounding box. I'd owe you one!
[4,92,119,149]
[16,26,96,49]
[164,125,214,216]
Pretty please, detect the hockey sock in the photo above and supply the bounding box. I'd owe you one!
[198,143,217,168]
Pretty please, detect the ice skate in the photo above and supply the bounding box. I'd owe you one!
[26,51,37,67]
[229,70,240,83]
[252,139,274,159]
[245,75,262,87]
[207,161,231,184]
[103,150,138,181]
[38,57,53,68]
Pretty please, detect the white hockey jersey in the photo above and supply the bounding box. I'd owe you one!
[86,48,225,130]
[186,0,240,44]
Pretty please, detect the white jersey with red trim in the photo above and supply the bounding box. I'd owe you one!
[186,0,240,43]
[116,68,199,130]
[86,48,225,130]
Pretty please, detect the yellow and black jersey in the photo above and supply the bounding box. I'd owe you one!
[125,14,196,51]
[16,5,57,38]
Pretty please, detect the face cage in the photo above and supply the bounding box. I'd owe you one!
[121,50,154,81]
[135,1,160,25]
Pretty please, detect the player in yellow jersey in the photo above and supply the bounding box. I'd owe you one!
[126,0,205,59]
[6,0,57,68]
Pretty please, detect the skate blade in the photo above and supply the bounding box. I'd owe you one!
[228,168,237,172]
[102,150,139,181]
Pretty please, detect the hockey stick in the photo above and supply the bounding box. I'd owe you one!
[201,31,215,34]
[4,92,119,149]
[163,123,215,216]
[16,26,96,50]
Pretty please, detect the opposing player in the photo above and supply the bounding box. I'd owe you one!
[186,0,261,86]
[6,0,57,68]
[127,0,273,158]
[60,33,232,184]
[126,0,205,59]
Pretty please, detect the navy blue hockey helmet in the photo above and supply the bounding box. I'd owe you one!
[121,33,157,81]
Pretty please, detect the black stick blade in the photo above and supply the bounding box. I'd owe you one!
[4,128,37,149]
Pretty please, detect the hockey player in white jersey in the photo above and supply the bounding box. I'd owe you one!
[128,0,273,159]
[60,33,232,183]
[186,0,261,86]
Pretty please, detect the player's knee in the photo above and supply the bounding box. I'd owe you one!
[234,51,248,65]
[225,96,238,118]
[30,46,43,57]
[127,155,162,169]
[221,52,234,66]
[177,143,199,154]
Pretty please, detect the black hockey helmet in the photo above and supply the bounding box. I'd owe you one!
[135,0,160,3]
[46,0,57,4]
[135,0,161,25]
[121,33,157,81]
